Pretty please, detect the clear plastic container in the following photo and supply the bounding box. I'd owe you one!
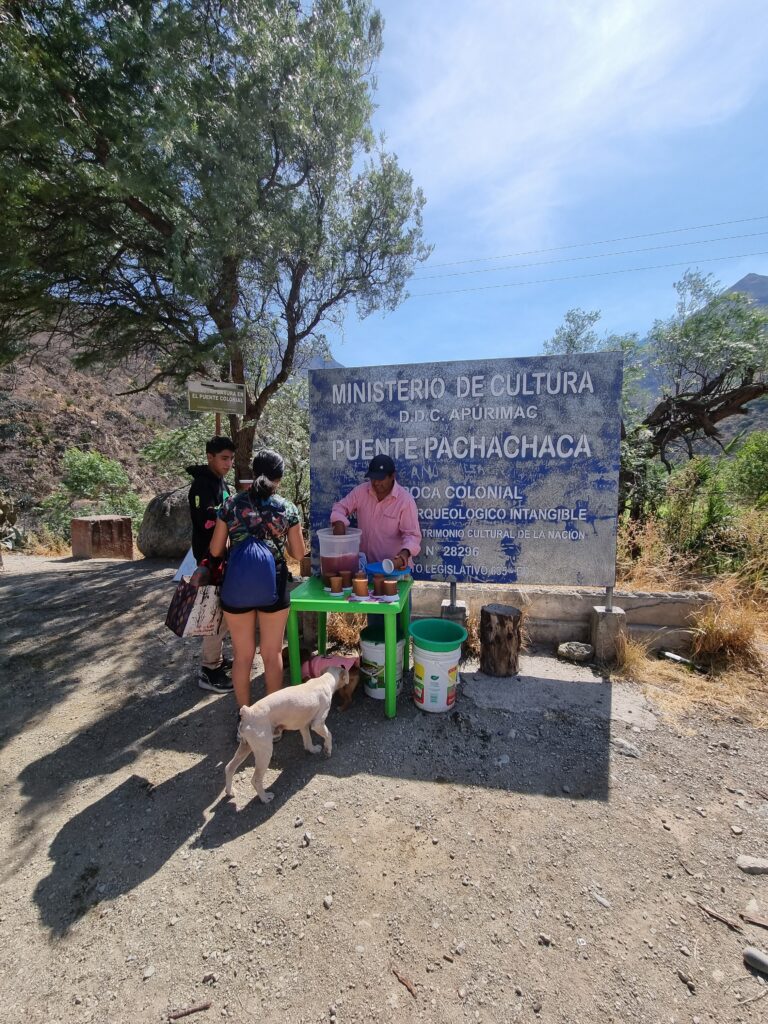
[317,527,362,579]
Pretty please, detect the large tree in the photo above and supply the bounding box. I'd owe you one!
[0,0,429,476]
[643,271,768,468]
[543,275,768,518]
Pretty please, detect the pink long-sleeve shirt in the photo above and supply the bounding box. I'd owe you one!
[330,481,422,565]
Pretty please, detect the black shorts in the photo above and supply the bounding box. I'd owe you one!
[220,565,290,615]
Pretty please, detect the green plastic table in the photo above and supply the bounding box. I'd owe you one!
[286,575,413,719]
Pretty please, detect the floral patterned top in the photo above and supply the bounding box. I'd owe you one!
[217,489,300,567]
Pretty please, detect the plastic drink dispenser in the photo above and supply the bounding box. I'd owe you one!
[317,527,362,579]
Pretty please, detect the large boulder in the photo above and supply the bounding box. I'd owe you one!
[137,488,191,558]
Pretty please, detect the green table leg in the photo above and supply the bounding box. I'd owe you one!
[400,599,410,676]
[287,607,302,685]
[318,612,327,655]
[384,613,397,719]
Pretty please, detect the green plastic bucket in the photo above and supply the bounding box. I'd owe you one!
[409,618,467,652]
[409,618,467,713]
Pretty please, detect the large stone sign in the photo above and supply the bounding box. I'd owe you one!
[309,352,623,587]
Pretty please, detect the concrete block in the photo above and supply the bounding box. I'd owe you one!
[590,605,627,664]
[71,516,133,560]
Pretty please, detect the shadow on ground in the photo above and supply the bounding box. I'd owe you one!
[3,557,614,935]
[0,556,181,749]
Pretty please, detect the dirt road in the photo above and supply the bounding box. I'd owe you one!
[1,553,767,1023]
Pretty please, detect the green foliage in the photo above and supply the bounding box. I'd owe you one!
[543,307,644,425]
[649,272,768,399]
[619,429,667,521]
[727,430,768,507]
[253,376,310,523]
[39,448,144,538]
[543,308,601,355]
[141,414,218,484]
[661,457,739,573]
[0,0,429,479]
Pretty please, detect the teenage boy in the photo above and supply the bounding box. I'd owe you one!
[187,436,235,692]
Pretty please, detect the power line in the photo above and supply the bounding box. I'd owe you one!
[416,230,768,281]
[408,250,768,298]
[415,214,768,271]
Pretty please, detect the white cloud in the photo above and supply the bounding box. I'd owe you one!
[376,0,768,249]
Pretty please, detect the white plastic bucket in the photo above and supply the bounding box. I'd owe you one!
[412,645,460,712]
[360,635,405,699]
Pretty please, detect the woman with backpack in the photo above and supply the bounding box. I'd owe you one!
[205,449,306,718]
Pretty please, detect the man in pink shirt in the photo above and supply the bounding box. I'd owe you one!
[330,455,422,568]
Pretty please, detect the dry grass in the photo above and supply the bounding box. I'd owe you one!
[616,517,698,591]
[464,613,480,659]
[613,620,768,729]
[327,612,367,651]
[24,531,71,557]
[690,577,765,670]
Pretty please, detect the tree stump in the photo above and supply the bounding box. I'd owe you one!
[479,604,522,676]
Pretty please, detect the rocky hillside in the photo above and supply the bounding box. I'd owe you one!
[0,336,190,521]
[0,340,345,531]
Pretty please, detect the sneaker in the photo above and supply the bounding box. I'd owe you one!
[221,656,233,671]
[198,665,233,693]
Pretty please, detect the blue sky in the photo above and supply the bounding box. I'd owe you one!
[327,0,768,368]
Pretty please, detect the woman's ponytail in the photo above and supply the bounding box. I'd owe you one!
[250,449,284,500]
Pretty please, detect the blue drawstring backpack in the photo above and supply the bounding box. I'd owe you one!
[220,535,277,608]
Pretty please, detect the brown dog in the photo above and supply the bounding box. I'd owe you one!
[224,666,350,804]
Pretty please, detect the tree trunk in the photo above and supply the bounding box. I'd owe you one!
[479,604,522,676]
[230,416,257,485]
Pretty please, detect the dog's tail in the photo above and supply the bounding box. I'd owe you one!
[239,703,271,735]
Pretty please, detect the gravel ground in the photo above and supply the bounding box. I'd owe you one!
[1,553,767,1024]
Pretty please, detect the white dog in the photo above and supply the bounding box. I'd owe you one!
[224,666,351,804]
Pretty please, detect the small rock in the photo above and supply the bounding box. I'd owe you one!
[454,941,466,956]
[142,966,155,981]
[323,895,333,910]
[538,933,552,946]
[495,754,510,767]
[611,737,640,758]
[458,987,467,999]
[680,945,692,957]
[514,986,523,996]
[731,825,744,836]
[73,995,82,1005]
[532,999,542,1013]
[593,893,611,909]
[301,832,312,847]
[676,969,695,993]
[203,972,218,985]
[557,641,593,663]
[737,855,768,875]
[294,817,303,828]
[743,946,768,976]
[323,801,337,810]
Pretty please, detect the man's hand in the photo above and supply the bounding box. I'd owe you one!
[332,522,346,536]
[393,549,410,570]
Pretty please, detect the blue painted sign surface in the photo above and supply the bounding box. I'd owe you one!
[309,353,623,587]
